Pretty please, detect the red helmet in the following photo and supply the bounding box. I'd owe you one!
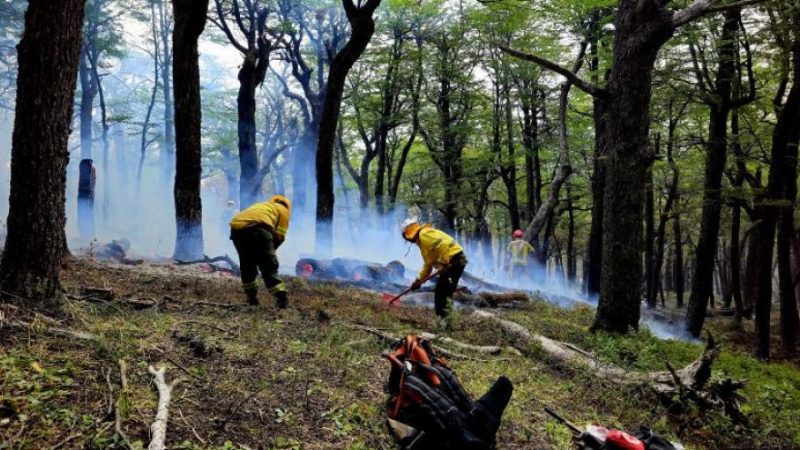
[512,229,524,239]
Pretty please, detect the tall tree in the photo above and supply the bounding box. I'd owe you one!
[686,8,755,337]
[172,0,209,261]
[315,0,382,256]
[753,3,800,359]
[277,1,347,217]
[212,0,279,208]
[0,0,85,302]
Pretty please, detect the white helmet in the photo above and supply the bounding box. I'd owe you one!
[400,217,418,232]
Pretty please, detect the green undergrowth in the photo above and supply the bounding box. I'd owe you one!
[1,260,799,449]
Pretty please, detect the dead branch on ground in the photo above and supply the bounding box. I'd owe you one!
[147,366,183,450]
[470,309,747,421]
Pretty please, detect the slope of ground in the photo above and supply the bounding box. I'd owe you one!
[1,257,799,450]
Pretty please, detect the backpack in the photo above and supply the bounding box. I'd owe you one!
[384,335,513,450]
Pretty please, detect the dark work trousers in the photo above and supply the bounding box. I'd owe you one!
[434,252,467,318]
[230,226,285,295]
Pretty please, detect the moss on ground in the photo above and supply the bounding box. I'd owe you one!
[0,258,798,449]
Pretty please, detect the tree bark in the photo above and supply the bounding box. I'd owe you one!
[652,131,680,307]
[592,2,674,332]
[77,159,96,243]
[315,0,382,256]
[686,10,740,338]
[78,28,97,244]
[172,0,208,262]
[674,212,684,307]
[0,0,85,303]
[645,162,655,308]
[730,107,745,320]
[585,10,607,297]
[753,11,800,359]
[160,0,175,185]
[777,46,800,356]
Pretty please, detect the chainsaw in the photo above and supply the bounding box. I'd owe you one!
[544,406,651,450]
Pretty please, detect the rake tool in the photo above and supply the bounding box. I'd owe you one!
[381,267,446,307]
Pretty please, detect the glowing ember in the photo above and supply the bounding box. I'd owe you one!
[300,263,314,278]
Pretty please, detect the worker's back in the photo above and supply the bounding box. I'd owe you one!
[508,239,533,264]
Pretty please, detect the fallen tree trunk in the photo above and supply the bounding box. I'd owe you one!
[470,310,746,421]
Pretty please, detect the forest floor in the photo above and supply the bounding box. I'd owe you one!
[1,257,799,450]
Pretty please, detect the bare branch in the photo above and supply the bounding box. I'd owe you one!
[672,0,766,28]
[499,45,605,97]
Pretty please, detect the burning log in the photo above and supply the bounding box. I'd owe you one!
[295,258,337,279]
[296,257,406,284]
[456,291,530,308]
[95,239,144,266]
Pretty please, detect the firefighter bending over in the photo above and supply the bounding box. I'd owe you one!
[402,219,468,324]
[229,195,291,308]
[507,229,534,279]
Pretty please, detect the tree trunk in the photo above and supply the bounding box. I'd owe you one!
[730,107,745,320]
[753,9,800,359]
[778,35,800,354]
[77,159,96,243]
[652,132,679,308]
[592,4,675,332]
[78,42,96,244]
[567,183,576,282]
[160,0,175,185]
[521,42,587,244]
[686,10,739,338]
[171,0,208,262]
[519,79,540,220]
[315,0,382,256]
[238,57,259,208]
[645,163,655,307]
[674,213,684,307]
[0,0,85,303]
[503,76,521,230]
[586,19,607,297]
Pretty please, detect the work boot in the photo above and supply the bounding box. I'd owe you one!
[274,291,288,309]
[245,289,259,306]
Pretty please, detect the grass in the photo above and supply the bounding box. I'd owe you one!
[0,258,798,449]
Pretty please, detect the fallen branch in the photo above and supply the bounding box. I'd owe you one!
[147,366,183,450]
[1,319,95,341]
[339,322,518,359]
[163,295,241,310]
[470,310,746,420]
[175,255,241,273]
[115,360,131,448]
[151,346,202,381]
[78,287,115,302]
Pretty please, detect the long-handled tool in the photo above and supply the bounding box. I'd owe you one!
[382,267,446,307]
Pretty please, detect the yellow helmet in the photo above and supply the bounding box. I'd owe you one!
[401,219,421,242]
[270,194,291,214]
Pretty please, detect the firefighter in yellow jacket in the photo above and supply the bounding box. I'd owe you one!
[507,229,534,280]
[402,219,468,320]
[230,195,291,307]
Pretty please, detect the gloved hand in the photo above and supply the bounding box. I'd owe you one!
[410,279,423,290]
[401,364,512,450]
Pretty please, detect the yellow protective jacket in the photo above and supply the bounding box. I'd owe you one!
[415,226,464,281]
[230,202,290,247]
[507,239,534,266]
